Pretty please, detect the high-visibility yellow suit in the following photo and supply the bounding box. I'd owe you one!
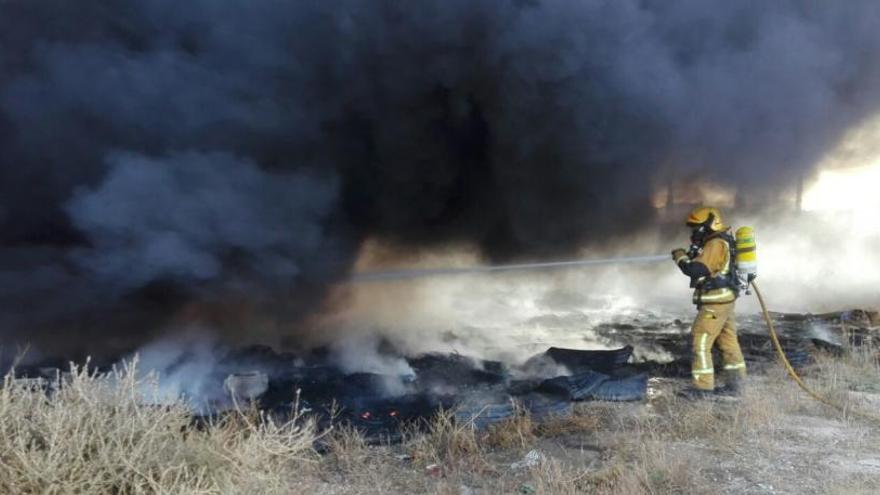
[672,207,747,392]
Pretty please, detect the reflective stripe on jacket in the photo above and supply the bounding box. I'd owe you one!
[692,236,736,305]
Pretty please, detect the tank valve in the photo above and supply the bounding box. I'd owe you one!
[735,226,757,295]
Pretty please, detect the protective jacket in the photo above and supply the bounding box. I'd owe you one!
[676,233,738,306]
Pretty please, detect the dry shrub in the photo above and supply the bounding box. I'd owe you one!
[463,402,599,451]
[613,380,784,451]
[536,410,600,438]
[0,359,318,495]
[811,342,880,395]
[405,409,482,467]
[482,403,536,450]
[323,423,370,473]
[762,338,880,423]
[593,442,709,495]
[621,395,724,443]
[522,441,705,495]
[527,458,588,495]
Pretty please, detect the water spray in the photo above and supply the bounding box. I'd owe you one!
[350,254,669,282]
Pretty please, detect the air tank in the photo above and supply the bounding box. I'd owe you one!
[735,226,757,285]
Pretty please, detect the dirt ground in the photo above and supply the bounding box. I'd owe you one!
[310,367,880,495]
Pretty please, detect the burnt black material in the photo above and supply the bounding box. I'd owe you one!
[537,370,648,402]
[409,353,507,388]
[544,346,634,374]
[811,338,845,356]
[15,309,871,441]
[538,370,608,400]
[589,373,649,401]
[454,394,516,430]
[343,393,450,439]
[519,393,572,419]
[736,334,814,369]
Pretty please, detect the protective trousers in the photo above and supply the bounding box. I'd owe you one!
[691,302,746,390]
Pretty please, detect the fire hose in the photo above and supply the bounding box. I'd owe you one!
[752,280,880,422]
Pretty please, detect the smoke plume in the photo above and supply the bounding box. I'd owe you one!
[3,0,880,357]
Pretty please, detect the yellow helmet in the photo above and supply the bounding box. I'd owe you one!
[685,206,727,232]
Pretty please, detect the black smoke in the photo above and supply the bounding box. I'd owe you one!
[2,0,880,355]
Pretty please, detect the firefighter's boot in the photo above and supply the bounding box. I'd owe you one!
[715,373,744,397]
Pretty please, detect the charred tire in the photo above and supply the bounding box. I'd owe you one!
[455,401,515,429]
[589,373,649,401]
[520,393,572,419]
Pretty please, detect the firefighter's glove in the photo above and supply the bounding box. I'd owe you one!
[671,248,688,264]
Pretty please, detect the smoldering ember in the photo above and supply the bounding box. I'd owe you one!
[2,1,880,494]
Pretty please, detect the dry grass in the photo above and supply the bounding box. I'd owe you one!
[503,436,705,495]
[2,341,880,494]
[404,401,599,466]
[323,423,371,473]
[746,339,880,425]
[810,343,880,405]
[624,387,784,450]
[589,445,707,495]
[482,403,536,450]
[405,409,483,468]
[536,410,600,438]
[0,360,318,495]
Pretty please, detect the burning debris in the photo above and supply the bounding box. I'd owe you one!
[212,344,650,438]
[8,308,870,443]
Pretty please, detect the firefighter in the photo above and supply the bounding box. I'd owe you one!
[671,206,747,398]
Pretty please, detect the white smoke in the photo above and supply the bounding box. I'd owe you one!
[328,183,880,365]
[320,239,679,366]
[131,329,226,411]
[327,333,416,397]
